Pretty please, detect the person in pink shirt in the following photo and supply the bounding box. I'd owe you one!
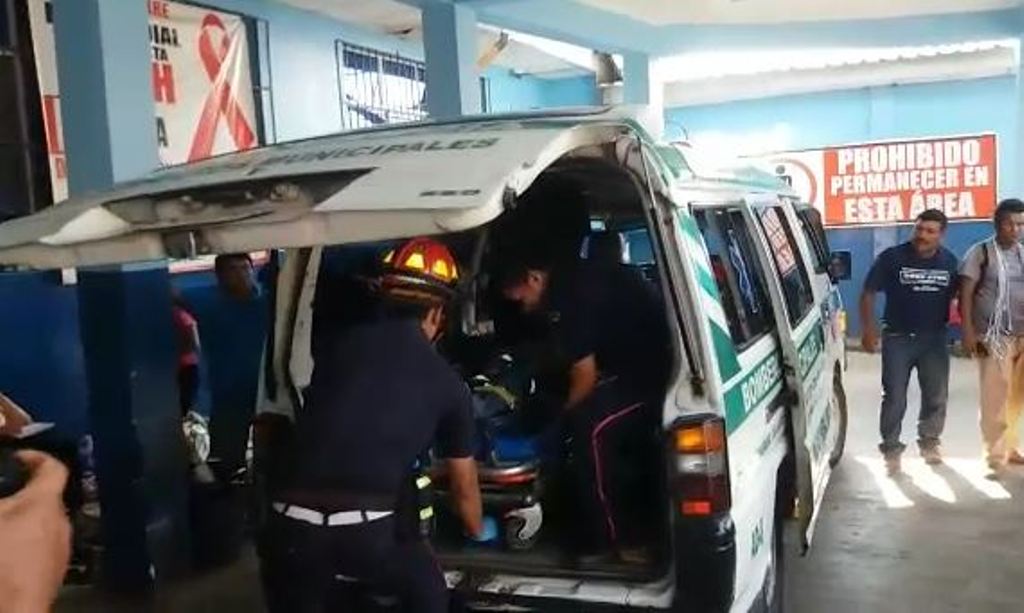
[172,291,202,417]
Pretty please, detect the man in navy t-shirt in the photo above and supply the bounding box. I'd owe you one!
[860,209,959,475]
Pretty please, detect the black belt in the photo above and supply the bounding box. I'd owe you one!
[277,488,394,513]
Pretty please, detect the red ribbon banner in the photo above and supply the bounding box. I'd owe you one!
[188,13,257,162]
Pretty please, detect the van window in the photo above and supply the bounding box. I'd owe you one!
[758,206,814,325]
[622,228,654,264]
[795,206,830,275]
[695,207,775,348]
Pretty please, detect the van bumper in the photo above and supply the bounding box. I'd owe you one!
[460,594,638,612]
[674,513,736,612]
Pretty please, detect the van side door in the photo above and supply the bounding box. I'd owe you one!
[691,203,788,610]
[793,204,847,374]
[746,197,834,550]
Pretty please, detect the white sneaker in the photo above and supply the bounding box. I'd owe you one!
[921,446,943,465]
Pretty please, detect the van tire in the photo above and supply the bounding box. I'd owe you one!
[764,460,792,613]
[764,512,785,613]
[828,376,848,467]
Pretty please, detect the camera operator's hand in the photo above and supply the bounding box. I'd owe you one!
[0,451,71,613]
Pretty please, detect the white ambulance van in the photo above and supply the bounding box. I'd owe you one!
[0,107,848,612]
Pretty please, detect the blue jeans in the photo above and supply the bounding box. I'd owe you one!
[879,332,950,455]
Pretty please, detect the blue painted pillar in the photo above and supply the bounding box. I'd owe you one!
[53,0,189,590]
[76,264,190,589]
[868,86,899,257]
[623,52,664,139]
[423,2,480,118]
[623,52,650,105]
[1016,32,1024,196]
[53,0,158,190]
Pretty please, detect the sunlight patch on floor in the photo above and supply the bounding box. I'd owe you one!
[902,458,957,503]
[855,455,1014,507]
[855,455,914,509]
[945,458,1013,500]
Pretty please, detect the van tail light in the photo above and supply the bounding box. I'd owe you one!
[673,417,731,517]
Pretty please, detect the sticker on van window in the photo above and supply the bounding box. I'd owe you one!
[760,208,797,276]
[727,229,759,316]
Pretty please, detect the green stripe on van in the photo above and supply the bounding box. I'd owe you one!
[678,214,702,242]
[711,323,741,381]
[723,350,784,432]
[798,324,826,379]
[695,268,720,300]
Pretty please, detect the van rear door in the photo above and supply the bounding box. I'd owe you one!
[0,118,621,269]
[746,196,834,549]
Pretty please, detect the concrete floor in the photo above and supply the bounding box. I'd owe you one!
[788,352,1024,613]
[56,353,1024,612]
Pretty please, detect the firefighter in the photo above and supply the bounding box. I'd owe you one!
[499,247,671,563]
[260,238,492,613]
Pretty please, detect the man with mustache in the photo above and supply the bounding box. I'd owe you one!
[860,209,959,476]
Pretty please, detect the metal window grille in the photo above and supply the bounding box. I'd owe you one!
[253,17,276,144]
[335,42,427,130]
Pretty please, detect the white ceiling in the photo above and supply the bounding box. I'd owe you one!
[284,0,420,34]
[577,0,1019,25]
[280,0,589,76]
[653,41,1017,108]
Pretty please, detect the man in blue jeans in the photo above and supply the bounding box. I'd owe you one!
[860,209,959,475]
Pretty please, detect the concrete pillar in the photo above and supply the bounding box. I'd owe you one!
[622,52,664,140]
[423,2,480,118]
[53,0,188,590]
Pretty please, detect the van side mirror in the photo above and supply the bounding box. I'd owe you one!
[828,251,852,282]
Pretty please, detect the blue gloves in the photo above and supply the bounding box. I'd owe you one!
[471,516,499,543]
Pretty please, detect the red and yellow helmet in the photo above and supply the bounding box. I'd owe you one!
[378,237,460,306]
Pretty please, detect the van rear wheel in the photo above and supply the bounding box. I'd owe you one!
[828,377,848,467]
[762,512,785,613]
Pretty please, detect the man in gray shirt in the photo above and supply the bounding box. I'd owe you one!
[959,198,1024,474]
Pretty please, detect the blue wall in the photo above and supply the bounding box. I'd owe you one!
[0,272,88,438]
[196,0,597,140]
[0,0,598,440]
[485,70,599,113]
[667,77,1017,191]
[666,76,1016,334]
[539,74,601,108]
[0,269,240,440]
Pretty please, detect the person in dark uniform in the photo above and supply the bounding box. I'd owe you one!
[499,248,671,561]
[261,238,489,613]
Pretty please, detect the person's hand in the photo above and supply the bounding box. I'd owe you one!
[962,327,980,357]
[861,325,880,353]
[0,451,71,613]
[0,393,33,438]
[470,516,499,543]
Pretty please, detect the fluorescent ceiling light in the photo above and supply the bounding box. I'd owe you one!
[653,38,1019,82]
